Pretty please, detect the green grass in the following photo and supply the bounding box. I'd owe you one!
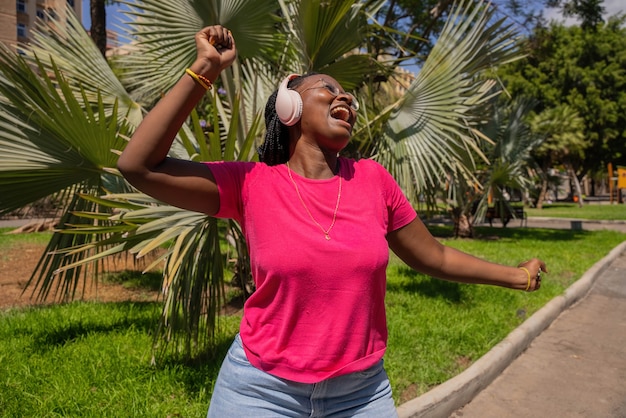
[526,202,626,220]
[1,226,625,414]
[102,270,164,291]
[0,227,53,248]
[0,302,241,417]
[384,225,626,401]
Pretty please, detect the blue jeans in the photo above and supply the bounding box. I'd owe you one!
[207,334,398,417]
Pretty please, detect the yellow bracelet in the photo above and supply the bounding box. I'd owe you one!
[519,267,531,291]
[185,68,212,90]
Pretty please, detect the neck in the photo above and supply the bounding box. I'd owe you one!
[287,148,339,179]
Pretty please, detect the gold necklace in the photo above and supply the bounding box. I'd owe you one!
[286,161,342,240]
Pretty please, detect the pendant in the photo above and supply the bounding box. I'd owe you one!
[325,234,331,240]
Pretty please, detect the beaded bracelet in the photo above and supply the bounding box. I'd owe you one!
[518,267,531,291]
[185,68,212,90]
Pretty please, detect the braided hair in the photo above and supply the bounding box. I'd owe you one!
[258,74,315,166]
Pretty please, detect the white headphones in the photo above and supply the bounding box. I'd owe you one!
[275,74,302,126]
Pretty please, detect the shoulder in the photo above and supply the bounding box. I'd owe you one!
[204,160,262,171]
[342,157,388,175]
[204,161,273,178]
[347,157,385,170]
[344,157,395,185]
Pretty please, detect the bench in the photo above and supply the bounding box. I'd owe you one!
[485,207,527,227]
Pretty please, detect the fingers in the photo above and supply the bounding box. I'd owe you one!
[197,25,234,52]
[518,258,546,292]
[207,25,233,50]
[534,267,542,291]
[193,25,236,75]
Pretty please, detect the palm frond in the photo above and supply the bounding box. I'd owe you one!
[51,189,229,359]
[280,0,376,88]
[0,50,130,213]
[155,218,226,358]
[376,0,522,202]
[119,0,281,105]
[25,187,121,302]
[50,96,257,358]
[466,97,540,224]
[22,3,142,126]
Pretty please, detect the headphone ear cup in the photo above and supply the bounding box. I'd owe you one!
[275,74,303,126]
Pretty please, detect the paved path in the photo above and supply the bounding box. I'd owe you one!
[450,246,626,418]
[508,216,626,233]
[0,218,57,228]
[397,220,626,418]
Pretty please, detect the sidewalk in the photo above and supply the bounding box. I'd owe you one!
[450,243,626,418]
[397,236,626,417]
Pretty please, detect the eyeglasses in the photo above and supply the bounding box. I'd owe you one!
[301,79,360,111]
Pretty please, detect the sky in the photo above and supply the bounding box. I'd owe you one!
[543,0,625,24]
[81,0,624,77]
[81,0,625,32]
[81,0,130,32]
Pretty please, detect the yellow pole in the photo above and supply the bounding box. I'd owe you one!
[608,162,613,204]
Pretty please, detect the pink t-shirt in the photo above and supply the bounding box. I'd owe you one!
[206,157,416,383]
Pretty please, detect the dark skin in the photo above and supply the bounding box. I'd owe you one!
[118,25,546,292]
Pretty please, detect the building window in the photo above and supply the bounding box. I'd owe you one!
[17,0,27,13]
[17,23,26,38]
[36,9,46,20]
[67,0,75,7]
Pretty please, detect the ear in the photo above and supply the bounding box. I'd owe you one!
[275,74,302,126]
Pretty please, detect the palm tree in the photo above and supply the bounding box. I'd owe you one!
[371,2,520,204]
[0,0,523,358]
[529,105,588,209]
[478,98,542,223]
[443,98,541,237]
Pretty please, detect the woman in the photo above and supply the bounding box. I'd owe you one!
[117,25,546,417]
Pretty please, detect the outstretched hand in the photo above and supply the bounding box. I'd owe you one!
[517,258,547,292]
[195,25,237,74]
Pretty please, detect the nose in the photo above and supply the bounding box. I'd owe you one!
[337,93,358,111]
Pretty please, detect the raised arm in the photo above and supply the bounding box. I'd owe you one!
[387,218,546,292]
[117,26,236,216]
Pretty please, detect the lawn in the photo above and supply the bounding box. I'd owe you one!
[0,225,624,414]
[385,225,626,401]
[526,202,626,220]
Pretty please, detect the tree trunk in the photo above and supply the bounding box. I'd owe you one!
[452,208,473,238]
[567,164,584,208]
[456,213,473,238]
[536,176,548,210]
[90,0,107,57]
[535,161,552,210]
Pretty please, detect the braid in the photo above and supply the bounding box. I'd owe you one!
[258,73,318,166]
[258,91,290,166]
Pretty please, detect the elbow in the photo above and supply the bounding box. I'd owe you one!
[116,154,129,176]
[116,152,147,187]
[116,153,135,179]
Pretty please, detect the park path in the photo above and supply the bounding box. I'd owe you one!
[449,244,626,417]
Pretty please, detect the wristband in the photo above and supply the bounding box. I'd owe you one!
[518,267,531,291]
[185,68,212,90]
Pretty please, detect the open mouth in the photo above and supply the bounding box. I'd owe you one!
[330,106,352,123]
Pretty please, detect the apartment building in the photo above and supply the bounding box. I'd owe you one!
[0,0,81,47]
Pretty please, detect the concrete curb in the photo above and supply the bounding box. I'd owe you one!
[396,240,626,418]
